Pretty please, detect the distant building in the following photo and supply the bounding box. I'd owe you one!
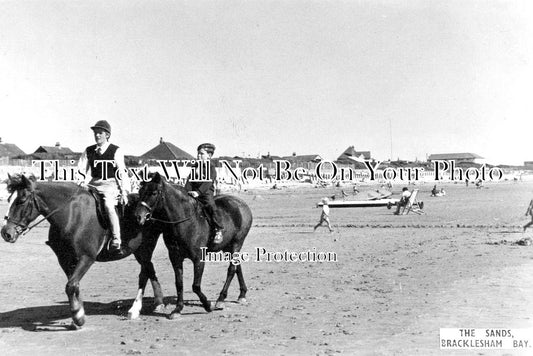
[427,153,483,164]
[24,142,80,161]
[335,146,372,169]
[336,146,371,163]
[524,161,533,167]
[140,138,194,162]
[0,137,26,158]
[260,153,283,161]
[281,154,323,164]
[34,142,75,155]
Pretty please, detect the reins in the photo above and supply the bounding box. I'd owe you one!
[147,216,192,224]
[6,186,84,236]
[139,190,191,225]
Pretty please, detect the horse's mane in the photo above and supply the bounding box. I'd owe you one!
[161,177,189,198]
[168,180,188,194]
[141,173,192,202]
[6,174,85,197]
[6,174,37,193]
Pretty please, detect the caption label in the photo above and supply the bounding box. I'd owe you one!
[440,328,532,349]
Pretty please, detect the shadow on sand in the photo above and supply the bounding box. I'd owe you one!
[0,297,216,332]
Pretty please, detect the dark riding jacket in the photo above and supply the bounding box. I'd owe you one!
[185,161,217,202]
[184,161,221,230]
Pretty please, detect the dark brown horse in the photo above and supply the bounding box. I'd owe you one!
[1,174,163,328]
[132,172,252,319]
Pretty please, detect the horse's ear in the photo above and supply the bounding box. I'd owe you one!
[151,172,161,183]
[21,174,33,189]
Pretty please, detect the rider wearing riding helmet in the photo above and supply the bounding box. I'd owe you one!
[77,120,130,251]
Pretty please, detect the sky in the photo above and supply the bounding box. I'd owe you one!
[1,0,532,165]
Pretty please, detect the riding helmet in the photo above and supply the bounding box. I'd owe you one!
[197,143,215,155]
[90,120,112,134]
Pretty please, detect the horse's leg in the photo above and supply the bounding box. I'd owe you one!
[151,278,165,313]
[235,264,248,304]
[47,237,77,278]
[215,263,237,310]
[47,237,91,328]
[129,233,164,319]
[128,261,165,318]
[167,247,184,320]
[128,284,145,320]
[524,219,533,232]
[191,259,212,313]
[65,254,95,327]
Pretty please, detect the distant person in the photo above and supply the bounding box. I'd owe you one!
[431,185,438,197]
[524,199,533,232]
[77,120,130,252]
[475,179,483,189]
[341,189,349,200]
[394,187,412,215]
[465,179,469,187]
[314,198,334,232]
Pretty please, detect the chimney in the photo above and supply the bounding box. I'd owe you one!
[55,142,61,149]
[160,137,164,144]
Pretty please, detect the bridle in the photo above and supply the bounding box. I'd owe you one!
[5,190,50,235]
[138,188,191,225]
[4,187,81,236]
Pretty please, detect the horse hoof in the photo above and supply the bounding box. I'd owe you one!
[128,310,140,320]
[214,301,225,310]
[153,304,166,314]
[168,312,180,320]
[68,322,81,331]
[72,309,86,327]
[207,301,215,312]
[74,316,85,327]
[237,298,247,305]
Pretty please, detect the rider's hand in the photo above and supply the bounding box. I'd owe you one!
[77,181,88,189]
[188,191,199,198]
[121,194,129,206]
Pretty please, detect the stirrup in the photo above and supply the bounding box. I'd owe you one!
[109,238,121,251]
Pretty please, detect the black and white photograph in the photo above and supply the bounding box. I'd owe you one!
[1,1,532,355]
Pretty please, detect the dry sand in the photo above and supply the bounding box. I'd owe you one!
[0,181,532,355]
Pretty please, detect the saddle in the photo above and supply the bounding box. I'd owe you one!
[88,188,122,230]
[192,198,220,234]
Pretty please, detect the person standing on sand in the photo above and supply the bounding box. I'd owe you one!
[524,199,533,232]
[314,198,334,232]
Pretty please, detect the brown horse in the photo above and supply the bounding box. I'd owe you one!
[1,174,163,328]
[132,172,252,319]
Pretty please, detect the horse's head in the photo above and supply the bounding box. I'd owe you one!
[1,174,40,243]
[135,172,166,226]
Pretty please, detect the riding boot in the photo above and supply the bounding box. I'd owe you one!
[204,204,223,244]
[107,205,122,251]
